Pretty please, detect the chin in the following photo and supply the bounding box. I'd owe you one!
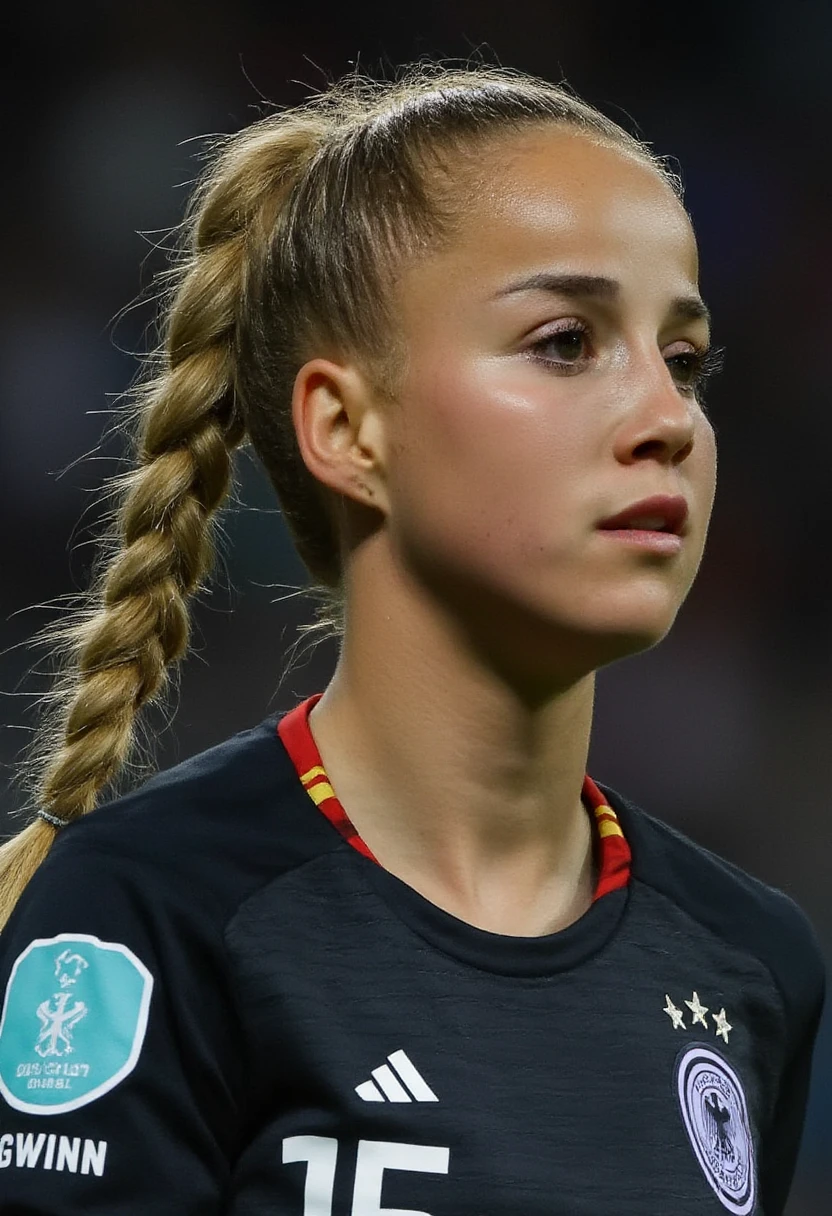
[587,620,675,669]
[484,612,674,692]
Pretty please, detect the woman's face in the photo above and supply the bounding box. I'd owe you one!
[381,125,718,681]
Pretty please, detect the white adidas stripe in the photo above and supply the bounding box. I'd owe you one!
[355,1079,385,1102]
[372,1063,411,1102]
[355,1050,438,1103]
[386,1050,437,1101]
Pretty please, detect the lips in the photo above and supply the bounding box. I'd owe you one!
[598,495,689,536]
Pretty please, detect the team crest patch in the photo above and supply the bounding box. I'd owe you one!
[0,933,153,1115]
[675,1044,756,1215]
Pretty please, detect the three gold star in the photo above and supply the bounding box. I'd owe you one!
[663,992,733,1043]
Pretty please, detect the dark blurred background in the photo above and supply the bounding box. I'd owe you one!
[2,1,830,1208]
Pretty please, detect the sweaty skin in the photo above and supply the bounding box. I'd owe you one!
[292,126,717,936]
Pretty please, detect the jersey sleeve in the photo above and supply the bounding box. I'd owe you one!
[0,837,244,1214]
[758,899,827,1216]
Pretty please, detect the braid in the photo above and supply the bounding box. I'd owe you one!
[0,117,325,930]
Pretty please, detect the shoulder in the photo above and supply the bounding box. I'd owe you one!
[4,714,345,941]
[61,714,294,847]
[599,780,827,1030]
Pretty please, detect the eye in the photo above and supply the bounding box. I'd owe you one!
[666,344,726,398]
[527,322,590,370]
[666,349,702,390]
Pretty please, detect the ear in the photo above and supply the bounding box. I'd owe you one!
[291,358,389,514]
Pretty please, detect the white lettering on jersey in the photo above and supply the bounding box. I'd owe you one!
[0,1131,107,1175]
[282,1136,450,1216]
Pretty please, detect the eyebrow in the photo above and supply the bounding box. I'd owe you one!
[493,272,711,328]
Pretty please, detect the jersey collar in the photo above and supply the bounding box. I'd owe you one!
[277,693,631,902]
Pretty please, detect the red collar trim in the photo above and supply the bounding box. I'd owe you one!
[277,694,631,902]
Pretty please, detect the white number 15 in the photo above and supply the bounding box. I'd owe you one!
[283,1135,450,1216]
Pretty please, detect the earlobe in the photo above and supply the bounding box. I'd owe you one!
[291,358,386,509]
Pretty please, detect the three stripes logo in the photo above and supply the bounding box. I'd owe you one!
[355,1050,438,1103]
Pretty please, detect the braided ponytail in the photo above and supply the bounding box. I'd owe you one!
[0,115,326,929]
[2,64,679,929]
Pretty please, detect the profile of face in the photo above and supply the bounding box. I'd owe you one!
[299,124,718,687]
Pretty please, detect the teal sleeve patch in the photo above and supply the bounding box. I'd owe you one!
[0,934,154,1115]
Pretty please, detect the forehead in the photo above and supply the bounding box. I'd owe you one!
[410,126,699,302]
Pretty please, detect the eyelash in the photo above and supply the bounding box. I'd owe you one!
[528,323,726,409]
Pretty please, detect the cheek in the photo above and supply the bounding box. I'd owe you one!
[692,415,718,522]
[387,358,583,580]
[704,420,718,499]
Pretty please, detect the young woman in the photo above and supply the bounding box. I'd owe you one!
[0,64,824,1215]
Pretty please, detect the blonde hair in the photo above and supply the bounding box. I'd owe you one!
[0,61,681,929]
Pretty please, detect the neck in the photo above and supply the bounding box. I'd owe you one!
[307,554,598,936]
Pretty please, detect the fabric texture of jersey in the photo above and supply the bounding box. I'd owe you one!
[0,706,825,1215]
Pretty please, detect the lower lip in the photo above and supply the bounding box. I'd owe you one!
[598,529,683,554]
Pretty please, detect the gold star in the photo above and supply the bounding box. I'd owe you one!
[663,995,686,1030]
[685,991,709,1028]
[713,1008,732,1044]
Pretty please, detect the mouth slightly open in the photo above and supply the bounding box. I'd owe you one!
[597,495,689,554]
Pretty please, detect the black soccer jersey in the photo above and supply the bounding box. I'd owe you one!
[0,697,825,1215]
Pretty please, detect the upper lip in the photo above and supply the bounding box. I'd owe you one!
[598,495,689,535]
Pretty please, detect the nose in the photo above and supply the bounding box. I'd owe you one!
[613,349,698,467]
